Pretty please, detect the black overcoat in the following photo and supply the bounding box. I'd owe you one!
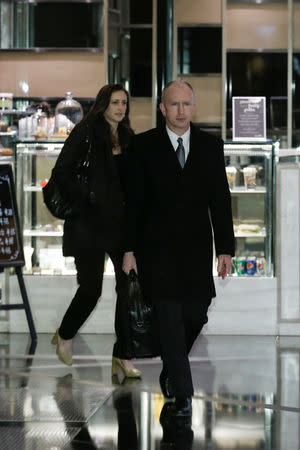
[53,120,125,256]
[124,124,235,304]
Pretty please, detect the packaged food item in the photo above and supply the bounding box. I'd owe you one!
[40,179,48,188]
[235,256,246,276]
[0,93,13,110]
[256,257,266,276]
[31,106,48,139]
[246,256,257,276]
[226,166,237,189]
[0,119,8,131]
[230,258,236,275]
[237,224,261,234]
[242,167,257,190]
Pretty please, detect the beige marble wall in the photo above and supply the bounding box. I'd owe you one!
[174,0,222,125]
[295,4,300,49]
[180,75,222,124]
[174,0,221,24]
[130,98,153,134]
[227,4,288,49]
[0,52,106,97]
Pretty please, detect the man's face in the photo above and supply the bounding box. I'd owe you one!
[159,83,196,135]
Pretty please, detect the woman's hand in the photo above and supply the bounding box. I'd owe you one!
[122,251,138,274]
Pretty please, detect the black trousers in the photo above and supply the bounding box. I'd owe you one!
[154,298,211,398]
[59,250,132,359]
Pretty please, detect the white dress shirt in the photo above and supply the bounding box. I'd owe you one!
[166,126,190,160]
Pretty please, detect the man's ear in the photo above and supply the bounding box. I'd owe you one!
[192,103,196,119]
[159,102,166,117]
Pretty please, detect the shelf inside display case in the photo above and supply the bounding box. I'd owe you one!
[224,141,274,277]
[230,187,266,194]
[24,230,63,237]
[0,131,17,136]
[23,185,43,192]
[234,232,266,238]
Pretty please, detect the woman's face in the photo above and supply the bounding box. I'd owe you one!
[104,90,127,125]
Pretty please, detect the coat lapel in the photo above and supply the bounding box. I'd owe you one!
[157,127,182,173]
[183,124,198,171]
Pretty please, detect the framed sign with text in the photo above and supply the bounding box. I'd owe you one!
[0,164,25,268]
[232,96,266,141]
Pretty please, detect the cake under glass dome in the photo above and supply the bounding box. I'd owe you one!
[53,92,83,138]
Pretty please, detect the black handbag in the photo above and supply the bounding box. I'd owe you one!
[42,135,92,220]
[127,269,157,358]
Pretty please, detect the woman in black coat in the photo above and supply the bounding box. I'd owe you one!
[51,84,141,378]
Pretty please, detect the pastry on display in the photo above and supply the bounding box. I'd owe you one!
[236,223,261,234]
[0,148,13,156]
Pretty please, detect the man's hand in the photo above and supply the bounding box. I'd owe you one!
[122,251,138,275]
[217,254,232,279]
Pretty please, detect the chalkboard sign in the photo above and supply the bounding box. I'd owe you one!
[0,164,25,268]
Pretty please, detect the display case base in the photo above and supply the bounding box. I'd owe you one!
[3,274,279,335]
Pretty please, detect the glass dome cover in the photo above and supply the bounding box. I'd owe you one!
[54,92,83,137]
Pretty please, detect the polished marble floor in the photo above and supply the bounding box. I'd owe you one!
[0,333,299,449]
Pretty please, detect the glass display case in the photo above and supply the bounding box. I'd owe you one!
[16,141,69,275]
[16,141,275,277]
[275,147,300,164]
[224,142,274,277]
[16,141,116,276]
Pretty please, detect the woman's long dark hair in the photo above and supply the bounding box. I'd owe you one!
[82,83,134,151]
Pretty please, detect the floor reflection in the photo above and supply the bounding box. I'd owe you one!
[1,334,300,449]
[159,402,193,449]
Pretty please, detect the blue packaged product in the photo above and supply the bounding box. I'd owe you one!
[246,256,256,275]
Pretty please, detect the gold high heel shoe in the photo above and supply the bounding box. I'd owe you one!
[111,357,142,378]
[51,329,73,366]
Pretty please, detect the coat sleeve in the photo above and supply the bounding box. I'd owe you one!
[52,122,91,206]
[123,137,146,252]
[208,139,235,257]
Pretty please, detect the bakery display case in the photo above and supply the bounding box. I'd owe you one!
[16,141,115,276]
[224,142,274,277]
[16,140,275,277]
[16,141,67,275]
[274,147,300,164]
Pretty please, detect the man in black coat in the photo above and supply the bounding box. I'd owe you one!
[123,80,235,417]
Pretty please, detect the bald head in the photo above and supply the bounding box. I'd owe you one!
[161,80,194,105]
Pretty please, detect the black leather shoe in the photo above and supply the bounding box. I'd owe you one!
[159,370,175,399]
[174,397,192,417]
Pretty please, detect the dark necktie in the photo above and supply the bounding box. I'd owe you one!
[176,137,185,168]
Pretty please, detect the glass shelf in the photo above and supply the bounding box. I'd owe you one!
[235,232,266,238]
[0,131,17,136]
[0,109,31,116]
[230,187,266,194]
[23,185,43,192]
[23,230,63,237]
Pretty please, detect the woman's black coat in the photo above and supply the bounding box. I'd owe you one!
[124,124,235,304]
[53,120,125,256]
